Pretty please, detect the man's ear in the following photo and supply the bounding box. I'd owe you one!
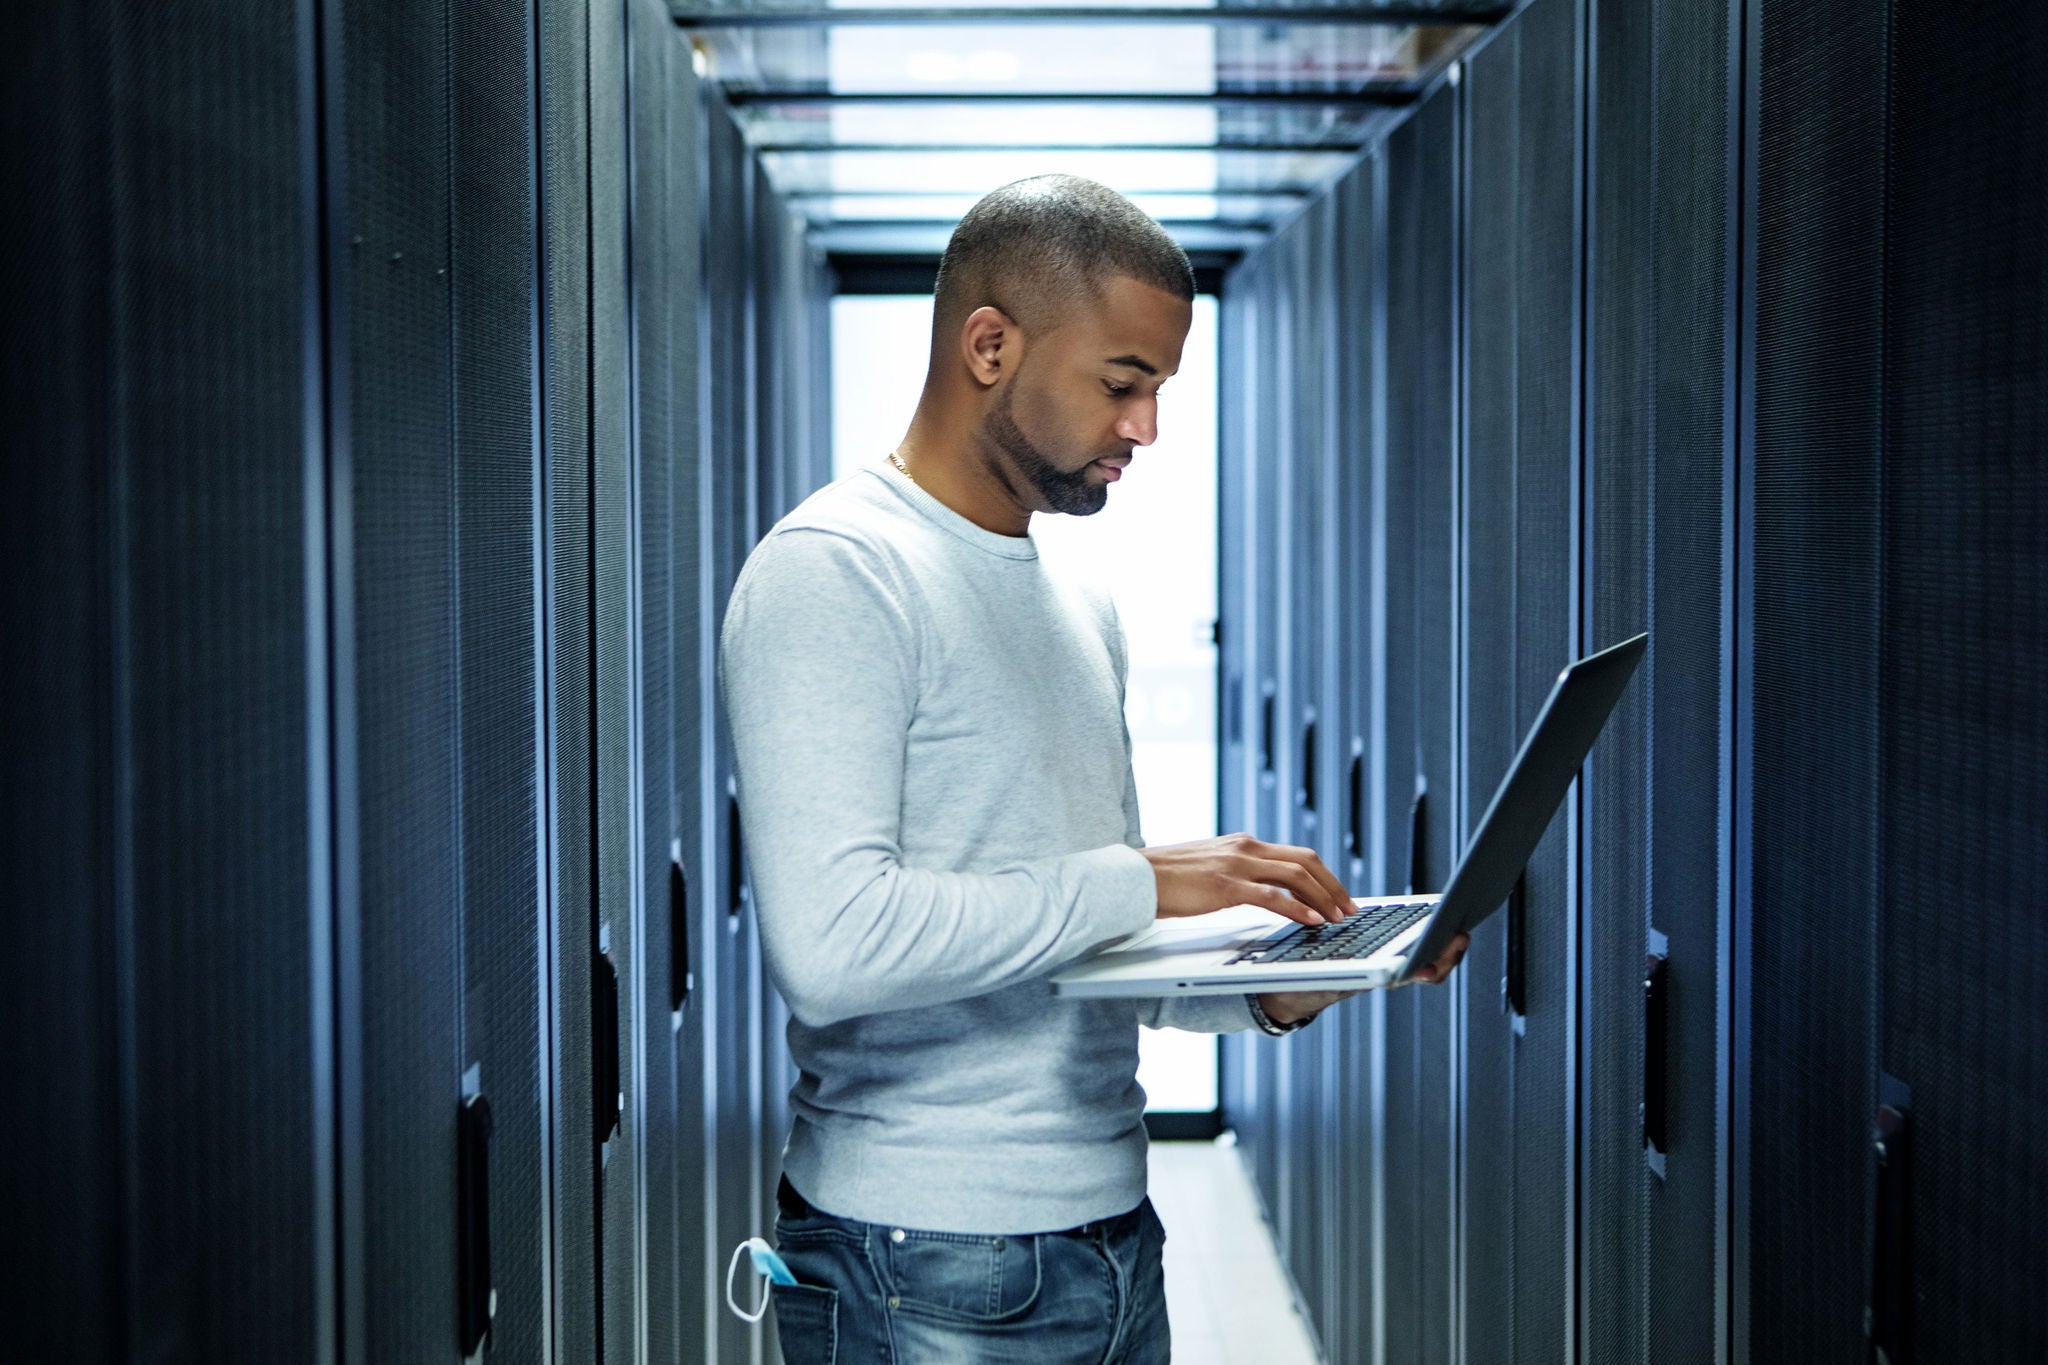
[959,305,1017,389]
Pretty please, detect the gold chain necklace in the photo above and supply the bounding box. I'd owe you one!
[887,448,916,486]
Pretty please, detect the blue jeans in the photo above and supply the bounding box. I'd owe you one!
[770,1174,1172,1365]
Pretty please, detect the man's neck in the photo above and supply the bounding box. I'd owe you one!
[893,429,1033,539]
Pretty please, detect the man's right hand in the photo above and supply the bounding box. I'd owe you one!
[1137,833,1354,928]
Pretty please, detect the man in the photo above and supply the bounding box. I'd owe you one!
[717,174,1469,1364]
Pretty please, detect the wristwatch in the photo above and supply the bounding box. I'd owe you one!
[1246,994,1313,1036]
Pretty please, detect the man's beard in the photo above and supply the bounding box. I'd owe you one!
[981,375,1108,518]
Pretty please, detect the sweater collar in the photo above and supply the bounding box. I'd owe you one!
[865,459,1040,560]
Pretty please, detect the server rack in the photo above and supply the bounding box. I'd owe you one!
[1217,2,2046,1364]
[1336,149,1391,1365]
[1582,0,1740,1358]
[1740,2,2048,1361]
[3,3,832,1358]
[1459,5,1584,1361]
[2,6,329,1360]
[1379,81,1464,1365]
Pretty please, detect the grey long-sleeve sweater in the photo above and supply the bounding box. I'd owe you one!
[717,457,1260,1235]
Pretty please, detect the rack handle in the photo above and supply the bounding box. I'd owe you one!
[727,791,746,918]
[594,950,622,1144]
[1299,718,1318,812]
[1642,952,1669,1156]
[1405,782,1427,896]
[457,1092,496,1356]
[1866,1076,1913,1365]
[1503,874,1529,1019]
[669,855,691,1013]
[1344,751,1364,860]
[1259,687,1276,774]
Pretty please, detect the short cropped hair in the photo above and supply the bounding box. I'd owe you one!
[931,175,1195,347]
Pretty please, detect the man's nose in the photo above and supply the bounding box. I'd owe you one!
[1116,397,1158,447]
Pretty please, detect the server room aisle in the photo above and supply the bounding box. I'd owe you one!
[1149,1141,1323,1365]
[12,2,2047,1362]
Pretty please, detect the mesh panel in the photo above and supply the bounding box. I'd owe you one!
[539,0,598,1351]
[1462,28,1521,1364]
[1379,85,1459,1364]
[1379,109,1426,1365]
[1234,251,1273,1212]
[706,92,761,1365]
[753,174,796,1315]
[3,6,121,1360]
[1219,274,1251,842]
[1509,0,1578,1352]
[1218,266,1257,1179]
[1588,0,1739,1353]
[1254,249,1283,856]
[343,0,462,1349]
[626,2,680,1360]
[1331,159,1378,1365]
[1312,197,1346,1356]
[1417,87,1466,1365]
[450,0,545,1357]
[756,183,814,1351]
[1878,3,2048,1358]
[1748,1,1888,1357]
[1459,6,1582,1353]
[1587,0,1654,1353]
[586,0,638,1356]
[667,38,712,1362]
[1413,85,1462,1365]
[1642,0,1731,1353]
[107,4,320,1357]
[1238,245,1282,1240]
[1223,262,1257,1178]
[1253,252,1283,1218]
[1283,197,1329,1335]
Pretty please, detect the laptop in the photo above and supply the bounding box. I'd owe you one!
[1049,633,1647,999]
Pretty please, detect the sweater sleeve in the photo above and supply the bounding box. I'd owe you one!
[718,528,1159,1029]
[1097,597,1260,1037]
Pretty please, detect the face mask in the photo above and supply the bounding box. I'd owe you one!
[724,1236,798,1323]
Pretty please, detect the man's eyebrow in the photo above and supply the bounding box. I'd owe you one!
[1104,354,1160,377]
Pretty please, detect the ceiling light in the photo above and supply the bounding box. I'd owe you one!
[904,51,964,83]
[964,50,1022,83]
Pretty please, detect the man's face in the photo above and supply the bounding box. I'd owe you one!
[980,275,1191,517]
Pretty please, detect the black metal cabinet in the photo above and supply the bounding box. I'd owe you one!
[1325,156,1384,1365]
[338,0,554,1354]
[1743,4,2048,1362]
[1582,0,1739,1359]
[1280,191,1331,1344]
[1458,6,1584,1361]
[2,7,325,1360]
[1379,82,1464,1365]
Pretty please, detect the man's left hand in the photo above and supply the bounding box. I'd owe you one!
[1256,932,1473,1026]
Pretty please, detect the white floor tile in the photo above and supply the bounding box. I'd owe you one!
[1148,1138,1324,1365]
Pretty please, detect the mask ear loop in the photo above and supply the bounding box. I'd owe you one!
[726,1238,773,1323]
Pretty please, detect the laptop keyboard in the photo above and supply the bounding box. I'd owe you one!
[1224,900,1436,967]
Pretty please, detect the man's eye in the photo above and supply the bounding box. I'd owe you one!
[1106,384,1132,398]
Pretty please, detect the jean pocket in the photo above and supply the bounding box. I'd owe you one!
[771,1282,838,1365]
[885,1229,1043,1324]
